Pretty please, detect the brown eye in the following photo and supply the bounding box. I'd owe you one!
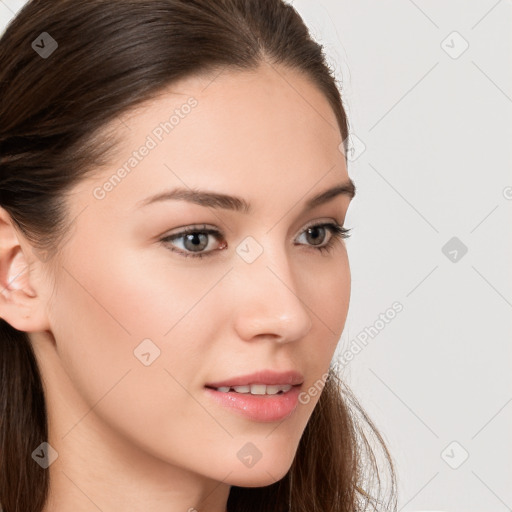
[303,225,329,246]
[295,222,351,255]
[160,226,225,259]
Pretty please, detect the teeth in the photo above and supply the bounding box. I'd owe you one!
[265,385,284,395]
[248,384,292,395]
[233,385,250,393]
[250,384,266,395]
[214,384,292,395]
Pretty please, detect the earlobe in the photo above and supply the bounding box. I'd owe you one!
[0,207,50,332]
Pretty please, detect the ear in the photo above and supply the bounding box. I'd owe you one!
[0,206,51,332]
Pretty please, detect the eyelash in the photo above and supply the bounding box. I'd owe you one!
[160,222,351,260]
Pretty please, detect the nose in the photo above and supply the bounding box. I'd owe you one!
[232,244,313,344]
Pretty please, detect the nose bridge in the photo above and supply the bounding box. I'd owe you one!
[232,234,313,342]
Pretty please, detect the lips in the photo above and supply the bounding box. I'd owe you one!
[205,369,304,389]
[204,384,302,422]
[204,370,304,422]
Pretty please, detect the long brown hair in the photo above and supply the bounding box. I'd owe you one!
[0,1,397,510]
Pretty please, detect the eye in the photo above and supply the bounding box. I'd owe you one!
[296,222,351,255]
[160,222,351,259]
[160,224,225,259]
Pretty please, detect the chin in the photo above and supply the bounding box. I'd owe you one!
[226,461,292,488]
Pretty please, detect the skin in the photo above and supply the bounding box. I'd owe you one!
[0,61,353,512]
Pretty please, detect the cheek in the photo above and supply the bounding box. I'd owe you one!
[305,253,351,346]
[47,256,224,464]
[298,254,350,400]
[47,239,231,398]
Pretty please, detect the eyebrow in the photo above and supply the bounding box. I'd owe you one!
[137,179,356,214]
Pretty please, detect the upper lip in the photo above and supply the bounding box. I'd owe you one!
[205,369,304,388]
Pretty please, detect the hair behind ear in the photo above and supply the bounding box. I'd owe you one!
[0,319,49,511]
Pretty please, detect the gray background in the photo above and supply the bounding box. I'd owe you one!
[1,1,511,510]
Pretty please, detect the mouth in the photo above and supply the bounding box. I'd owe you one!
[204,383,295,395]
[203,369,304,422]
[203,382,303,423]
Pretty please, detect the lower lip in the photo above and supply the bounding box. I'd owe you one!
[204,385,301,423]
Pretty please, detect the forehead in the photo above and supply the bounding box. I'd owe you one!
[112,62,341,154]
[73,62,348,216]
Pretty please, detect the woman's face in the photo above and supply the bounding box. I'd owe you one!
[33,63,354,487]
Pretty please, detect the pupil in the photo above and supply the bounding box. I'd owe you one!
[185,233,207,251]
[308,226,324,245]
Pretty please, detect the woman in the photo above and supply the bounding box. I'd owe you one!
[0,1,397,510]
